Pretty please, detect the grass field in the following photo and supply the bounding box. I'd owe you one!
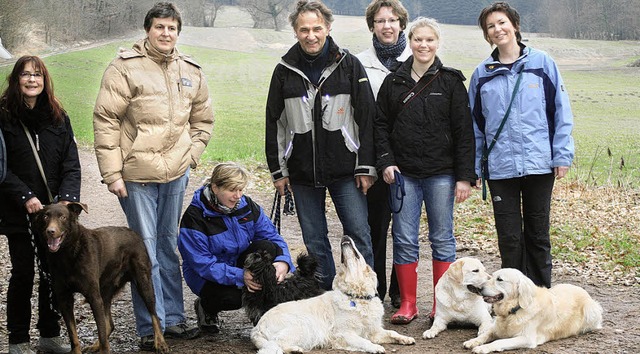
[2,17,638,188]
[0,10,637,280]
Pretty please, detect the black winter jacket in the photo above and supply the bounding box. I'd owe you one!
[374,56,476,182]
[265,37,377,187]
[0,104,81,234]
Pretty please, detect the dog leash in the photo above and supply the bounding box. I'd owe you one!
[26,214,59,315]
[388,170,405,213]
[269,187,295,233]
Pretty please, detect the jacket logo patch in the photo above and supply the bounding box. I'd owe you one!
[180,78,192,87]
[337,107,345,115]
[528,83,539,89]
[429,92,443,96]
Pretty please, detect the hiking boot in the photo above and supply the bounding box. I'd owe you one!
[37,336,71,353]
[164,322,200,339]
[139,335,155,352]
[8,342,35,354]
[194,297,221,333]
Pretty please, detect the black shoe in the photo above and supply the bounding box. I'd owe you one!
[390,293,401,309]
[139,335,155,352]
[164,322,201,339]
[194,298,221,333]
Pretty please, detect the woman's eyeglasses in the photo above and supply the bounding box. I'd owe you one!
[19,72,43,80]
[373,18,399,25]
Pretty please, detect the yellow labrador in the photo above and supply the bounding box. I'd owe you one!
[422,257,492,339]
[251,236,415,353]
[463,268,603,353]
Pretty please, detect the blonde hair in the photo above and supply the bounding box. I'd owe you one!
[408,16,441,41]
[209,162,249,190]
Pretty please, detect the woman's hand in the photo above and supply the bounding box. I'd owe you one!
[383,166,400,184]
[244,270,262,293]
[108,178,128,198]
[24,197,43,214]
[274,177,291,197]
[455,181,472,203]
[273,261,290,284]
[554,166,569,180]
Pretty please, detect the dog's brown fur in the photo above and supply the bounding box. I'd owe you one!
[34,202,168,354]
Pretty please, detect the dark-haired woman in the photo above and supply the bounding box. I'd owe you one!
[469,2,574,288]
[0,55,80,354]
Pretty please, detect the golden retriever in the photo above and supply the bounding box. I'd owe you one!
[463,268,603,353]
[251,236,415,353]
[422,257,492,339]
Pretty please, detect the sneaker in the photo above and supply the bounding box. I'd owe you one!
[8,342,35,354]
[139,335,155,352]
[37,336,71,353]
[164,322,200,339]
[194,298,221,333]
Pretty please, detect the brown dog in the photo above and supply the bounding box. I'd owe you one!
[34,202,168,354]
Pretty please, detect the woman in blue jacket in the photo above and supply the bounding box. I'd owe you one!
[178,162,294,333]
[469,2,574,288]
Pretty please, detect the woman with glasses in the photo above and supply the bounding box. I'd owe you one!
[356,0,411,310]
[374,17,476,325]
[0,55,80,354]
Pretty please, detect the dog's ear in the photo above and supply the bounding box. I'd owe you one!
[517,274,536,308]
[67,202,88,216]
[450,260,463,283]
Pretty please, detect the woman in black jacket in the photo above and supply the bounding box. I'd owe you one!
[374,17,476,325]
[0,55,80,354]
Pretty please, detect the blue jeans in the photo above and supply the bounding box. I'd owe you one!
[292,178,373,290]
[119,171,189,337]
[391,174,456,264]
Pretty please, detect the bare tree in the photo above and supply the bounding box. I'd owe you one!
[238,0,294,31]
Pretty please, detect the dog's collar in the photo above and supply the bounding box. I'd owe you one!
[345,292,378,301]
[509,304,522,315]
[346,292,378,307]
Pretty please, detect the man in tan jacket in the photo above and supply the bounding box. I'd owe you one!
[93,2,214,350]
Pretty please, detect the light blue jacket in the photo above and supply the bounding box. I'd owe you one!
[469,45,574,180]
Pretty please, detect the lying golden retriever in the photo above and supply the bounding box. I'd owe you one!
[422,257,492,339]
[251,236,415,353]
[463,268,603,353]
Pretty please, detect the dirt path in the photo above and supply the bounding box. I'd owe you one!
[2,148,637,353]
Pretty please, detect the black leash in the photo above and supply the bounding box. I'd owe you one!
[269,188,295,233]
[26,213,59,315]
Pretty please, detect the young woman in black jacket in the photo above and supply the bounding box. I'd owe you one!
[0,55,80,354]
[374,17,476,325]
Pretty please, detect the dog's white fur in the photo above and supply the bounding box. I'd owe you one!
[463,268,603,353]
[251,236,415,353]
[422,257,492,339]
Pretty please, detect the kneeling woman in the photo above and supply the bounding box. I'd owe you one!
[178,162,295,332]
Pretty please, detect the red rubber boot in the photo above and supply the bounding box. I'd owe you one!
[390,262,419,324]
[430,259,452,319]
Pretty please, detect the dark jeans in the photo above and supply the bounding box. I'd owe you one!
[488,173,555,288]
[6,229,61,344]
[198,240,282,315]
[366,177,398,299]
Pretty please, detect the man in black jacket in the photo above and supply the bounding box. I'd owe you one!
[265,0,377,290]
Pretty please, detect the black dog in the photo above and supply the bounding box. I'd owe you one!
[242,251,324,325]
[34,202,168,354]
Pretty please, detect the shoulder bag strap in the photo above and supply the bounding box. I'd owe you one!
[401,70,441,108]
[20,121,54,203]
[481,68,524,201]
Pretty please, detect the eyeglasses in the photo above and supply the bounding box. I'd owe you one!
[19,72,43,80]
[373,18,399,25]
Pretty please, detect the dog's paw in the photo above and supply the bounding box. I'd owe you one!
[463,337,482,349]
[472,344,493,354]
[422,328,438,339]
[370,344,386,353]
[396,335,415,345]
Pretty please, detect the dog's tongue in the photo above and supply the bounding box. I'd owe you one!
[48,237,62,252]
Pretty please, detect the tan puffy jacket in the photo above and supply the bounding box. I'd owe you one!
[93,39,214,184]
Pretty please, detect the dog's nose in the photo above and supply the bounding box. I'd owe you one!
[46,228,55,236]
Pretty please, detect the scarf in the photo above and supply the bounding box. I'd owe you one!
[203,184,239,215]
[373,32,407,70]
[20,97,53,132]
[299,39,330,85]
